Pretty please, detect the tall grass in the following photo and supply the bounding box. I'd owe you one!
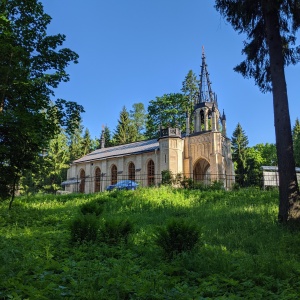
[1,187,300,299]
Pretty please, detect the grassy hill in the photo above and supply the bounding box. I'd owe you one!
[1,187,300,299]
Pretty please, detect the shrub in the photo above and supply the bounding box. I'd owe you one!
[80,201,104,216]
[155,219,200,259]
[70,214,99,243]
[161,170,173,185]
[99,218,134,245]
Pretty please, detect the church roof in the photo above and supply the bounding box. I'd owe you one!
[72,138,159,164]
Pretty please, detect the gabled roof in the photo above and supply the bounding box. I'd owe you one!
[72,138,159,164]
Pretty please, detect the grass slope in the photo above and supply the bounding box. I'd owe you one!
[1,187,300,299]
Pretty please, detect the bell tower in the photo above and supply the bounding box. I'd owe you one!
[183,47,234,188]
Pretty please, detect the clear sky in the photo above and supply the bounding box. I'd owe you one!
[40,0,299,147]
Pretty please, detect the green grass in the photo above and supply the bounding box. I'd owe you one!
[1,187,300,299]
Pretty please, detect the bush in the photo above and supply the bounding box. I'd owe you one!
[155,219,200,259]
[70,214,99,243]
[99,218,134,245]
[80,201,104,216]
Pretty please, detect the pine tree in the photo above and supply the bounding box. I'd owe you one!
[231,123,249,187]
[215,0,300,222]
[81,128,93,156]
[114,106,137,145]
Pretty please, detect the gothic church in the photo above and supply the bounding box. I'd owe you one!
[63,49,235,193]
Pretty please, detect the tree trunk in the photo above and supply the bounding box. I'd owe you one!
[263,1,299,223]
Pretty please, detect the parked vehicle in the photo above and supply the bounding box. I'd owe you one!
[106,180,139,191]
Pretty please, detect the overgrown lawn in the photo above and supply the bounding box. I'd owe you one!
[1,187,300,299]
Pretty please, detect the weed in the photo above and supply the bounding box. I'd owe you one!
[155,218,200,259]
[69,214,99,243]
[80,201,104,216]
[99,218,134,245]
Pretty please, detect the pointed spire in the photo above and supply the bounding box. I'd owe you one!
[100,125,105,149]
[198,46,216,104]
[222,109,226,121]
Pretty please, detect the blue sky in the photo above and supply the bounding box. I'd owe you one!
[41,0,299,147]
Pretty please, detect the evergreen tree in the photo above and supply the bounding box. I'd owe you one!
[81,128,93,155]
[293,118,300,167]
[69,123,84,162]
[114,106,137,145]
[181,70,199,131]
[103,126,114,147]
[41,129,70,193]
[130,102,146,140]
[215,0,300,222]
[231,123,249,187]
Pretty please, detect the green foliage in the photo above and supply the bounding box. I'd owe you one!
[293,118,300,167]
[161,170,173,185]
[231,123,249,186]
[113,106,138,145]
[145,93,187,139]
[155,219,200,259]
[1,189,300,298]
[69,214,99,243]
[99,218,134,245]
[130,102,146,140]
[0,0,84,205]
[80,201,104,216]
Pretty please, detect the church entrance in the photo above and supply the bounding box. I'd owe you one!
[193,159,210,184]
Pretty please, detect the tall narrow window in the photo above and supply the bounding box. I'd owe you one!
[79,169,85,193]
[147,160,155,186]
[111,165,117,185]
[95,167,101,192]
[128,162,135,181]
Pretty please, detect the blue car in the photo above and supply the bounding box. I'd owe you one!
[106,180,139,191]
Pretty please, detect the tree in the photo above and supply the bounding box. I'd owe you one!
[181,70,199,131]
[0,1,84,208]
[145,93,187,139]
[81,128,93,156]
[293,118,300,167]
[103,126,114,147]
[68,123,84,162]
[40,129,70,193]
[215,0,300,222]
[231,123,249,187]
[113,106,137,145]
[253,143,277,166]
[130,102,146,140]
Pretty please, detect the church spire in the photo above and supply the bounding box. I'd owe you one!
[198,46,216,104]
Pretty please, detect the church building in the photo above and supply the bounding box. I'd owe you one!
[63,49,235,193]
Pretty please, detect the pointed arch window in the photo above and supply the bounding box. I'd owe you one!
[79,169,85,193]
[147,160,155,186]
[95,167,101,192]
[128,162,135,181]
[111,165,117,185]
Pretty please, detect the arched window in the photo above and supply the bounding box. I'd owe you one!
[128,162,135,181]
[147,160,155,186]
[79,169,85,193]
[95,167,101,192]
[111,165,117,185]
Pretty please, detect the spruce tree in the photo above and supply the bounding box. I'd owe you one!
[231,123,249,187]
[215,0,300,222]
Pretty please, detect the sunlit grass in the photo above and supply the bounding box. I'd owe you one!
[1,187,300,299]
